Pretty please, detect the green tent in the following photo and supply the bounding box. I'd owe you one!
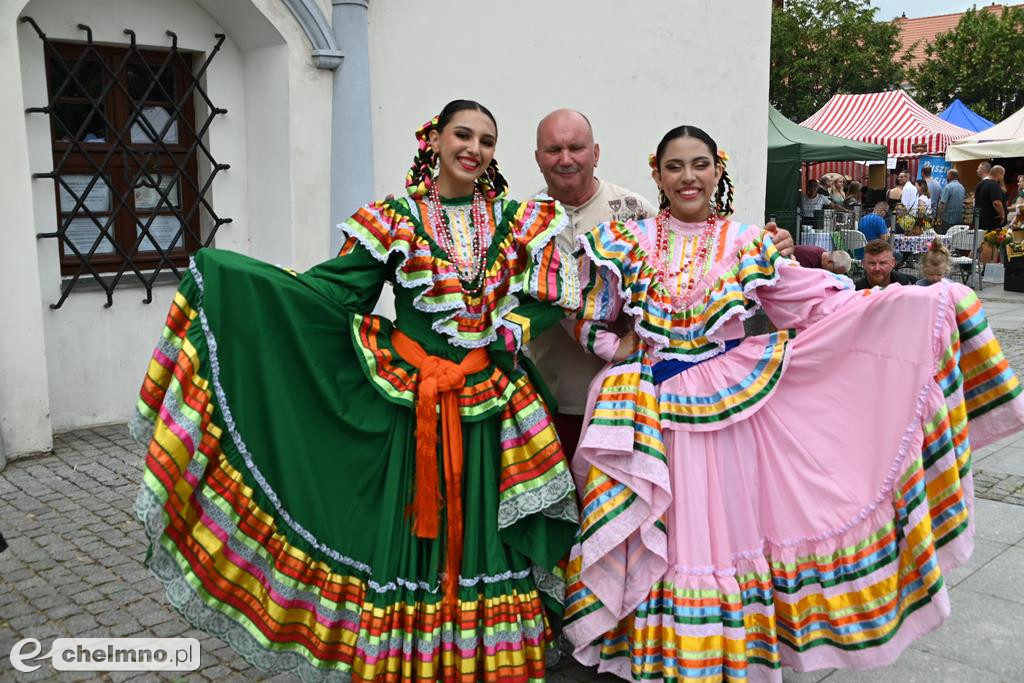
[766,105,887,230]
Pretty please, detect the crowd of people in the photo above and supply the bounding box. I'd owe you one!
[129,99,1024,682]
[803,162,1020,234]
[798,161,1024,292]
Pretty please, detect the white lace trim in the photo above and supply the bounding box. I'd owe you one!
[497,470,577,530]
[135,486,352,682]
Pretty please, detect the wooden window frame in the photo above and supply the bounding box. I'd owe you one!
[45,41,202,276]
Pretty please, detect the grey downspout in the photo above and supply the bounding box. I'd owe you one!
[330,0,374,255]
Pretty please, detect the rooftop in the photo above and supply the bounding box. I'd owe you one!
[894,3,1020,67]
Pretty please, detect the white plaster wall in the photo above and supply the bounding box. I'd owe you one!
[0,0,53,457]
[2,0,332,454]
[366,0,771,226]
[248,0,334,269]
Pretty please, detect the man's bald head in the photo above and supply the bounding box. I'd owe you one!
[992,165,1006,180]
[536,109,594,147]
[535,109,600,206]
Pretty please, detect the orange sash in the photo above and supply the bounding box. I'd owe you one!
[391,330,489,604]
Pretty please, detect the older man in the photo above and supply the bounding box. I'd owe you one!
[528,108,793,455]
[937,169,966,227]
[534,109,657,244]
[527,110,657,452]
[854,239,916,290]
[792,245,850,274]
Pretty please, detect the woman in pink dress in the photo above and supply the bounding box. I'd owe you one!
[561,124,1024,681]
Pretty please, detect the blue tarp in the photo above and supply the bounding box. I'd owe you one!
[936,99,994,133]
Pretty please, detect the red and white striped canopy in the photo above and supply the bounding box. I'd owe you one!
[801,90,972,157]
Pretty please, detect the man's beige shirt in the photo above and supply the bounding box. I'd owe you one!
[528,180,657,414]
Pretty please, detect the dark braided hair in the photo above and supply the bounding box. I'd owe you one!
[405,99,509,200]
[652,125,735,217]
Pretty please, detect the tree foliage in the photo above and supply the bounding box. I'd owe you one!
[910,7,1024,123]
[770,0,905,123]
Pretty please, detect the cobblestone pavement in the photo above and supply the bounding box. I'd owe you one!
[3,288,1024,682]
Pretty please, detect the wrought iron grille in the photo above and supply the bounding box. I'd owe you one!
[21,17,232,308]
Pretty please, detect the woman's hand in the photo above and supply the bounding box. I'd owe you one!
[765,223,795,257]
[612,330,641,362]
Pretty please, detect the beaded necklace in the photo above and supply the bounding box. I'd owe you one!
[650,208,718,310]
[426,183,490,288]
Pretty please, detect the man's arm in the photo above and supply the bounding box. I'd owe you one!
[938,185,950,219]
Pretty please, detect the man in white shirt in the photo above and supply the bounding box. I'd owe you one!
[800,179,831,228]
[899,171,918,212]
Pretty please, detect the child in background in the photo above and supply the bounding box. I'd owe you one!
[917,237,951,285]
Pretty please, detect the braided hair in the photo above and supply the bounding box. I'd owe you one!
[405,99,509,200]
[651,125,735,217]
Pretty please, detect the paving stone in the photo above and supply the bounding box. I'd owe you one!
[957,545,1024,605]
[43,603,80,620]
[972,497,1024,544]
[977,447,1024,479]
[200,664,234,679]
[828,644,1011,682]
[137,608,174,628]
[911,587,1024,679]
[62,613,99,635]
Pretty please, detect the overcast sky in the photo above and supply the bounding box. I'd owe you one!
[870,0,998,20]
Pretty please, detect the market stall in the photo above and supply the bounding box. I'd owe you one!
[765,105,886,230]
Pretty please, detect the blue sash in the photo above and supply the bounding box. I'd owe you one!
[651,339,742,385]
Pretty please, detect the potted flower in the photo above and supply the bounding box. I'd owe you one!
[982,228,1009,264]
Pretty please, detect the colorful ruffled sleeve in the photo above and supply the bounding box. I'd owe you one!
[506,198,580,311]
[563,220,644,361]
[490,199,582,353]
[294,200,404,314]
[735,228,858,329]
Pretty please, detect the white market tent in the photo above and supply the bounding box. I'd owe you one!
[945,104,1024,161]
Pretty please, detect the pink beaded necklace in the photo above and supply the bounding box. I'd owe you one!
[426,183,491,287]
[651,208,718,310]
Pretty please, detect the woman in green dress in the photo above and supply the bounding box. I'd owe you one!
[132,99,580,682]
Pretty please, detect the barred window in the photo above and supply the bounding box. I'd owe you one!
[23,20,230,307]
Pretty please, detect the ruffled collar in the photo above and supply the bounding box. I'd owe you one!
[579,218,778,361]
[341,196,573,349]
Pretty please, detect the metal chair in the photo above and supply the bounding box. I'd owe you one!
[837,229,867,276]
[949,229,981,287]
[946,224,968,239]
